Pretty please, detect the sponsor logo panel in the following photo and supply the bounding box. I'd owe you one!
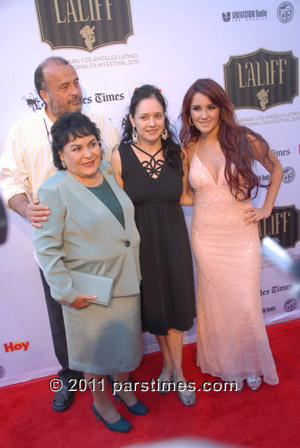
[260,284,292,296]
[282,166,296,184]
[257,166,296,185]
[262,306,276,315]
[222,9,267,23]
[0,365,5,379]
[35,0,133,51]
[237,111,300,128]
[283,298,298,311]
[69,53,139,70]
[271,148,291,157]
[3,341,30,353]
[259,205,300,249]
[224,48,298,111]
[23,91,126,112]
[277,2,294,23]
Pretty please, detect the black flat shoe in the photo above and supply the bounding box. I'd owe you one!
[52,385,75,412]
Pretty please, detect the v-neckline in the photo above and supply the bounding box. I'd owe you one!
[64,164,126,231]
[194,154,225,186]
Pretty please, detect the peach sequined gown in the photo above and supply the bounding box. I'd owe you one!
[189,154,278,384]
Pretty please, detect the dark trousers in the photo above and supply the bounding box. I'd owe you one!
[39,269,82,384]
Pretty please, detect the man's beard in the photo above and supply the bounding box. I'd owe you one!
[50,95,83,118]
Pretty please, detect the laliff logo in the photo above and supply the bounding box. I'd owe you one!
[34,0,133,52]
[256,88,269,111]
[4,341,30,353]
[282,166,296,184]
[259,205,300,249]
[222,12,231,22]
[224,48,298,110]
[277,2,294,23]
[283,298,298,312]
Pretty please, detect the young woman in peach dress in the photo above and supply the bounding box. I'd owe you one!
[180,79,282,391]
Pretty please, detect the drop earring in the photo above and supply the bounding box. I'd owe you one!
[61,160,67,169]
[132,127,138,143]
[161,127,168,141]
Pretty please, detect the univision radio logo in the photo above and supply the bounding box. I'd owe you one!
[223,48,298,111]
[259,205,300,249]
[222,12,231,22]
[258,165,295,185]
[222,9,267,22]
[34,0,133,52]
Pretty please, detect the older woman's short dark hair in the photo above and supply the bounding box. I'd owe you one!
[51,112,101,170]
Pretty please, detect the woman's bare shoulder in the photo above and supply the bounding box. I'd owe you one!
[181,142,197,165]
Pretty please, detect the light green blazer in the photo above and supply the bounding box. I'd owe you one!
[34,161,141,305]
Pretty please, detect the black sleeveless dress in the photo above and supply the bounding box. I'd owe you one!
[119,143,196,335]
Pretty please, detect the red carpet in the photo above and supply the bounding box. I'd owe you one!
[1,319,300,448]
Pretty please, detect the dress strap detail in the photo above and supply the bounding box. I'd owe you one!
[131,143,164,178]
[193,140,200,158]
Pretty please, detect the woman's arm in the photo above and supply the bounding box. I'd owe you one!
[33,184,96,308]
[243,137,283,225]
[110,149,124,189]
[180,147,194,206]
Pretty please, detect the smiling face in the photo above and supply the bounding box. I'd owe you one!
[130,97,165,147]
[40,62,83,121]
[190,92,220,137]
[59,134,101,185]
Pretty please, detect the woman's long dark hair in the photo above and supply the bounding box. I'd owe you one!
[179,78,273,200]
[121,85,183,171]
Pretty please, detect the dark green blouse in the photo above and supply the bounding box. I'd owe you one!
[87,177,125,229]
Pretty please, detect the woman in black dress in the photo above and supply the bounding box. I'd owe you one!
[111,85,196,406]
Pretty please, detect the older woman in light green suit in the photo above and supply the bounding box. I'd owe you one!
[34,112,147,433]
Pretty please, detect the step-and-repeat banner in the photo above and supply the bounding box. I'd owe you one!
[1,0,299,386]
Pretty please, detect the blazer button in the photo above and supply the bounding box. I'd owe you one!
[125,241,131,247]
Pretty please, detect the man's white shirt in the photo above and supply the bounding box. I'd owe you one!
[0,107,120,207]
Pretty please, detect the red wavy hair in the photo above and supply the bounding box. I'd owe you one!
[179,78,273,200]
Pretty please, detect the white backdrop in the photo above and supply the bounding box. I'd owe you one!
[1,0,300,387]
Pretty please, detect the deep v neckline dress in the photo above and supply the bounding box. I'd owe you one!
[189,154,278,385]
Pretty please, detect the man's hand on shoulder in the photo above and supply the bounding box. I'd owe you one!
[26,199,50,228]
[8,194,50,228]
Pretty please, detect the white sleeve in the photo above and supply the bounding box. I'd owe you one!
[0,132,32,207]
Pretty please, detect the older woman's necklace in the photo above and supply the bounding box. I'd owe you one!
[131,143,164,178]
